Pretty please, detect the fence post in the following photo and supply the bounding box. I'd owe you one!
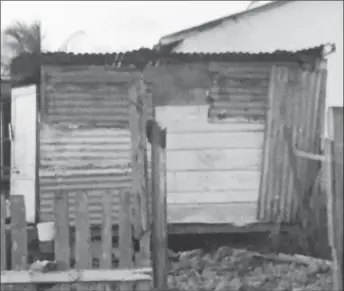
[11,195,27,270]
[54,191,70,266]
[75,192,91,291]
[151,120,168,290]
[119,190,133,291]
[1,195,7,271]
[129,79,151,291]
[326,107,343,291]
[101,191,113,269]
[54,191,71,291]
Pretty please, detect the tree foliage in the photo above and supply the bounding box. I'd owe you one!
[1,21,42,77]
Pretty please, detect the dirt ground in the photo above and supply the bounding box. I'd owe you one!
[166,232,333,290]
[5,228,334,291]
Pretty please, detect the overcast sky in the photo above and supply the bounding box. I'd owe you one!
[1,1,270,53]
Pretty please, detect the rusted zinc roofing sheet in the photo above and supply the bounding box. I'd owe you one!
[11,46,326,82]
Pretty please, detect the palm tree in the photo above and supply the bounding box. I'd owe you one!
[3,21,42,57]
[1,21,42,77]
[1,20,86,77]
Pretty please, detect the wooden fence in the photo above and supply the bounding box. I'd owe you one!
[325,107,343,291]
[0,79,169,290]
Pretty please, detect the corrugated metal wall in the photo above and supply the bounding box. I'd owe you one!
[41,66,138,127]
[39,66,143,225]
[208,63,271,122]
[258,66,327,223]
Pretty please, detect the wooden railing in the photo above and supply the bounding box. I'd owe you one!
[0,193,152,290]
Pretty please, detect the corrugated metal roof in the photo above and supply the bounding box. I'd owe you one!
[11,46,325,82]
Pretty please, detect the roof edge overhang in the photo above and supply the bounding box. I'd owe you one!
[9,44,329,85]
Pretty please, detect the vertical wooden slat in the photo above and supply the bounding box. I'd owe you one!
[259,66,289,221]
[290,70,305,221]
[272,66,287,221]
[10,195,27,290]
[260,66,327,224]
[305,72,323,229]
[284,69,298,221]
[54,191,71,291]
[136,79,152,291]
[279,71,292,222]
[298,72,315,219]
[318,71,328,150]
[101,191,113,269]
[75,192,91,291]
[0,195,10,291]
[129,78,152,290]
[1,195,7,271]
[119,191,133,291]
[11,195,27,269]
[144,85,153,230]
[330,107,343,291]
[136,80,151,290]
[54,192,71,264]
[258,65,276,221]
[324,139,335,244]
[151,121,168,290]
[324,138,337,289]
[137,79,149,234]
[128,81,143,242]
[285,70,299,222]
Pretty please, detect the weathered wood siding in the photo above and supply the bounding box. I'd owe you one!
[39,66,141,224]
[209,64,270,121]
[156,105,263,226]
[38,62,318,227]
[171,63,271,225]
[259,66,327,223]
[151,62,301,225]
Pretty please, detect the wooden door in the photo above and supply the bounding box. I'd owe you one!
[10,85,37,224]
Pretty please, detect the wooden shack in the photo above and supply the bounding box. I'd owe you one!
[9,46,328,233]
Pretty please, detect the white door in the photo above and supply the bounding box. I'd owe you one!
[11,85,37,224]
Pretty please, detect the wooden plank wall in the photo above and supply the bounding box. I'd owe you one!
[156,105,263,226]
[259,66,327,223]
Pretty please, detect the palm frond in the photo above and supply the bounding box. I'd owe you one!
[3,21,42,56]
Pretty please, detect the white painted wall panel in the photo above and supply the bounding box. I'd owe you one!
[167,191,258,204]
[167,132,264,150]
[156,105,263,225]
[167,171,260,192]
[167,202,257,225]
[167,149,261,171]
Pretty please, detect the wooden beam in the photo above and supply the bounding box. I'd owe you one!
[1,268,152,284]
[0,196,6,270]
[151,120,168,290]
[293,148,325,161]
[11,195,27,270]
